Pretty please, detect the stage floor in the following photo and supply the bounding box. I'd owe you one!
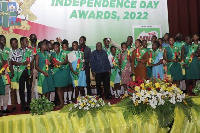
[1,97,122,116]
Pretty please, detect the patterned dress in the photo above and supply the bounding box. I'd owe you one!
[118,52,132,84]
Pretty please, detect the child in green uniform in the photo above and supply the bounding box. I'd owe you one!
[61,39,73,103]
[164,37,182,86]
[0,35,12,113]
[174,33,186,92]
[158,38,165,53]
[162,33,170,48]
[0,48,6,116]
[109,46,121,98]
[174,33,185,50]
[11,37,33,111]
[181,35,200,94]
[68,41,86,101]
[10,38,19,112]
[158,38,167,79]
[0,37,6,95]
[52,42,69,108]
[35,41,54,99]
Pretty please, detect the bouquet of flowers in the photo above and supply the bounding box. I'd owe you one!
[60,95,112,118]
[74,95,108,110]
[127,76,186,109]
[118,76,200,128]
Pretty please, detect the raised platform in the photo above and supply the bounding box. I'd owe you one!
[0,97,200,133]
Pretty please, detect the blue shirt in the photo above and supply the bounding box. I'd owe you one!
[90,50,110,73]
[152,52,164,79]
[162,42,169,48]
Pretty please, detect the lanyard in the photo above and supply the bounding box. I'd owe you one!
[41,52,48,60]
[20,48,26,61]
[55,51,62,61]
[75,51,81,59]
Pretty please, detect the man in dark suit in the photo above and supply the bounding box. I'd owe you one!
[79,36,92,95]
[90,42,112,99]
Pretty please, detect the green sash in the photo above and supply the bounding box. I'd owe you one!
[28,45,40,55]
[184,44,198,67]
[0,50,2,69]
[158,47,167,74]
[158,47,165,54]
[3,47,11,61]
[135,48,148,67]
[3,47,12,76]
[71,51,84,86]
[110,54,120,87]
[103,46,111,55]
[18,49,32,78]
[147,49,153,66]
[11,49,32,89]
[11,66,19,89]
[52,51,63,74]
[168,46,179,68]
[121,51,128,71]
[63,50,71,68]
[0,50,5,94]
[127,46,133,60]
[52,50,69,74]
[167,46,179,79]
[61,50,70,67]
[148,49,159,64]
[153,50,159,63]
[37,52,50,94]
[0,48,12,88]
[174,41,185,50]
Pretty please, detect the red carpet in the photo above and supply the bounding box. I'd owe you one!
[1,84,195,116]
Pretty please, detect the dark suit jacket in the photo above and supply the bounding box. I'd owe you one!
[78,45,91,63]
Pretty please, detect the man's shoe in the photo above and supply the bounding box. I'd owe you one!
[2,109,12,113]
[26,105,30,111]
[0,112,6,117]
[21,107,26,112]
[105,95,113,99]
[12,107,17,112]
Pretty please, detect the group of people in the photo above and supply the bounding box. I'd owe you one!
[0,32,199,116]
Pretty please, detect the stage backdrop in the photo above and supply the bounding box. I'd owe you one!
[0,0,169,48]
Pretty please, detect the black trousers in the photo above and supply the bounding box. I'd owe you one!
[19,69,32,107]
[85,63,92,95]
[95,72,111,98]
[54,91,60,105]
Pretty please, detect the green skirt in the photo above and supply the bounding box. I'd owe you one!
[38,70,55,94]
[185,57,200,80]
[53,67,69,87]
[169,62,183,81]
